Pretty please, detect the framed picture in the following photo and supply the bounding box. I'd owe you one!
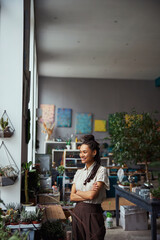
[76,113,92,134]
[40,104,55,123]
[94,120,107,132]
[57,108,72,127]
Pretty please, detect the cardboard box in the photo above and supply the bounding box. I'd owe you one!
[119,205,148,231]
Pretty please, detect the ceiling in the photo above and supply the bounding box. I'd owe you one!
[35,0,160,80]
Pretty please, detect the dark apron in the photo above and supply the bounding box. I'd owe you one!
[72,202,106,240]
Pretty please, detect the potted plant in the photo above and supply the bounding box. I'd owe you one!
[66,139,71,150]
[0,115,13,138]
[40,220,65,240]
[57,166,65,176]
[31,207,44,226]
[108,110,160,184]
[9,211,19,226]
[0,142,19,186]
[0,199,29,240]
[0,117,8,137]
[2,215,10,226]
[21,161,34,205]
[150,186,160,200]
[5,203,22,213]
[118,181,130,189]
[20,210,32,225]
[42,122,55,141]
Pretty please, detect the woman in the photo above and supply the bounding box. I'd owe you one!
[70,135,110,240]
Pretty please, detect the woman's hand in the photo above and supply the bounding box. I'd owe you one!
[70,183,86,202]
[91,182,99,191]
[76,181,104,200]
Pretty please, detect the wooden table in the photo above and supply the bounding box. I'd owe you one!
[101,197,135,211]
[114,185,160,240]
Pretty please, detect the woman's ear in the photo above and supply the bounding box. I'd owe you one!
[93,150,97,157]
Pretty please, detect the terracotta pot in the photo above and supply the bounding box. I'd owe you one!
[32,221,41,224]
[21,222,30,225]
[152,196,160,200]
[10,222,19,225]
[5,222,10,226]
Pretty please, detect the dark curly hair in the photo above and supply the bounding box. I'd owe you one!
[81,135,101,185]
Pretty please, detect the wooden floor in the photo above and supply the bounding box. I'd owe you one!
[101,197,135,211]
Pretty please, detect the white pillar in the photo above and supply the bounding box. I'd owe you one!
[28,0,38,165]
[0,0,24,205]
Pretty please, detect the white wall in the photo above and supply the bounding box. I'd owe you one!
[0,0,24,205]
[38,77,160,153]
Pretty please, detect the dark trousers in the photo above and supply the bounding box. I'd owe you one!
[72,202,106,240]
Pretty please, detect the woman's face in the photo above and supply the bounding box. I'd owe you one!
[80,144,96,165]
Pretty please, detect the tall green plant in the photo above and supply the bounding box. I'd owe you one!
[109,110,160,183]
[22,161,33,204]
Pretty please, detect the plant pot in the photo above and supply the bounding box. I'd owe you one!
[66,145,71,150]
[10,222,19,225]
[150,195,160,200]
[20,222,33,230]
[5,222,10,226]
[0,175,18,186]
[22,202,34,207]
[21,222,30,225]
[0,129,14,138]
[32,220,41,224]
[32,221,42,228]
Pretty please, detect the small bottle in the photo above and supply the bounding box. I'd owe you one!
[106,212,113,229]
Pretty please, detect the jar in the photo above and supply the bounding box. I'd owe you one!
[106,217,113,229]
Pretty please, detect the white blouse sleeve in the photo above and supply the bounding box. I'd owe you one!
[96,167,110,190]
[72,169,81,184]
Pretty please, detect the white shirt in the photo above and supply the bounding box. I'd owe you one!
[73,162,110,204]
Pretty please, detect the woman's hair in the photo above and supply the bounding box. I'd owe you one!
[82,134,101,164]
[81,135,101,185]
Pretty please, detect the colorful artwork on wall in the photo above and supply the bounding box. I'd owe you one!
[76,113,92,134]
[94,120,107,132]
[57,108,72,127]
[40,104,55,123]
[125,114,143,127]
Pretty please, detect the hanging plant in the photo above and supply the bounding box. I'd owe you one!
[0,111,15,138]
[0,142,19,187]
